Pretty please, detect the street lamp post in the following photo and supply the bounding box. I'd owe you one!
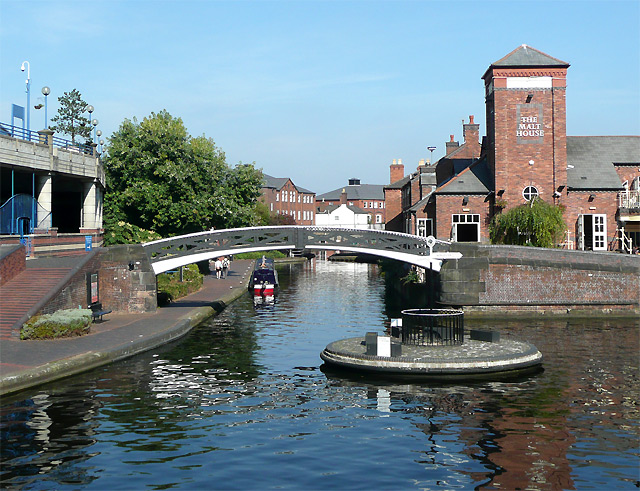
[92,119,99,143]
[42,86,50,129]
[427,146,436,165]
[20,61,31,136]
[86,105,94,147]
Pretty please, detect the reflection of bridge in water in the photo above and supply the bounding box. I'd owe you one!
[142,226,462,274]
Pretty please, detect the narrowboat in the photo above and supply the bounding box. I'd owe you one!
[248,256,279,298]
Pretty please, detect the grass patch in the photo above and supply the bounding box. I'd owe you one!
[21,309,92,340]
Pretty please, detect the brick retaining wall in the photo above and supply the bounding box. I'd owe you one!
[35,245,157,316]
[0,245,25,286]
[439,244,640,313]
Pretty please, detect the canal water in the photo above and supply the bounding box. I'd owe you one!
[1,260,639,490]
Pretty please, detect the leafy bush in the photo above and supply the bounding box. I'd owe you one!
[157,264,203,305]
[234,251,287,259]
[103,219,161,246]
[490,199,566,248]
[21,309,92,340]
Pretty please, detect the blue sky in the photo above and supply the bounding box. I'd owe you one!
[2,0,638,193]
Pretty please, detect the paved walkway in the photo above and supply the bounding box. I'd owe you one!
[0,260,255,397]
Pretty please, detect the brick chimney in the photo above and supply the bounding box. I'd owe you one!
[463,115,480,154]
[340,188,348,205]
[390,158,404,184]
[446,135,459,155]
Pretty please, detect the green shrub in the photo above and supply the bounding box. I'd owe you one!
[234,251,287,259]
[157,264,203,305]
[21,309,92,340]
[490,199,566,248]
[103,219,161,246]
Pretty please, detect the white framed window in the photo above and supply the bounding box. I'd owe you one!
[276,194,279,202]
[523,186,539,201]
[376,214,382,223]
[416,218,433,237]
[270,203,273,211]
[452,214,480,242]
[363,202,368,208]
[373,202,378,209]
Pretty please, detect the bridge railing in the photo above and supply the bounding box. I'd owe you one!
[143,226,449,262]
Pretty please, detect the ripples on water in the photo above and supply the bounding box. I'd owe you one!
[2,260,639,490]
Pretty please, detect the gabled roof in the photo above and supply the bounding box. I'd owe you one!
[262,174,315,194]
[436,157,492,194]
[566,136,638,191]
[492,44,569,68]
[408,190,434,212]
[384,174,410,190]
[262,174,290,190]
[317,184,385,201]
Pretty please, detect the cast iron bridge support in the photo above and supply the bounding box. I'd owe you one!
[142,226,462,275]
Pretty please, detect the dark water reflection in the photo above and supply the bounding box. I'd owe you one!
[1,260,638,490]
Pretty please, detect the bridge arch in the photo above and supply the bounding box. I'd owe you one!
[142,226,461,275]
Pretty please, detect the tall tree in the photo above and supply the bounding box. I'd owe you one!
[103,110,264,238]
[49,89,92,144]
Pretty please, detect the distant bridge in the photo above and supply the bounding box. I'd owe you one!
[142,226,462,275]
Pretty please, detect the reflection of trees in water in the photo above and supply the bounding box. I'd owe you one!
[1,390,101,486]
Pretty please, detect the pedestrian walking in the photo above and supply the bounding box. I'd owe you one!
[214,258,223,279]
[222,256,230,278]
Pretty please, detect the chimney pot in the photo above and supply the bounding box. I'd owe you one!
[469,115,474,124]
[450,135,455,142]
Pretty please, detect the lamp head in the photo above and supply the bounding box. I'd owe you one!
[42,86,50,96]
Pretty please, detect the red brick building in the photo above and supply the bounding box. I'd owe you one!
[385,45,640,251]
[260,174,316,225]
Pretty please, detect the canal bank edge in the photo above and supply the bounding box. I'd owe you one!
[0,277,250,398]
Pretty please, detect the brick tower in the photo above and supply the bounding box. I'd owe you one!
[482,45,570,210]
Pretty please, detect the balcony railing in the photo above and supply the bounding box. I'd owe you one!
[618,190,640,212]
[0,122,93,155]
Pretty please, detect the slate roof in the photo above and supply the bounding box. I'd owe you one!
[436,157,493,194]
[566,136,638,191]
[262,174,314,194]
[317,184,385,201]
[408,190,434,212]
[491,44,569,68]
[385,174,410,190]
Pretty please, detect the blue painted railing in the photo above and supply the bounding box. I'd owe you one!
[0,122,93,154]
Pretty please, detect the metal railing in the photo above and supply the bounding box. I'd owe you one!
[0,122,93,154]
[401,308,464,346]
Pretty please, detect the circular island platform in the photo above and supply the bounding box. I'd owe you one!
[320,336,543,381]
